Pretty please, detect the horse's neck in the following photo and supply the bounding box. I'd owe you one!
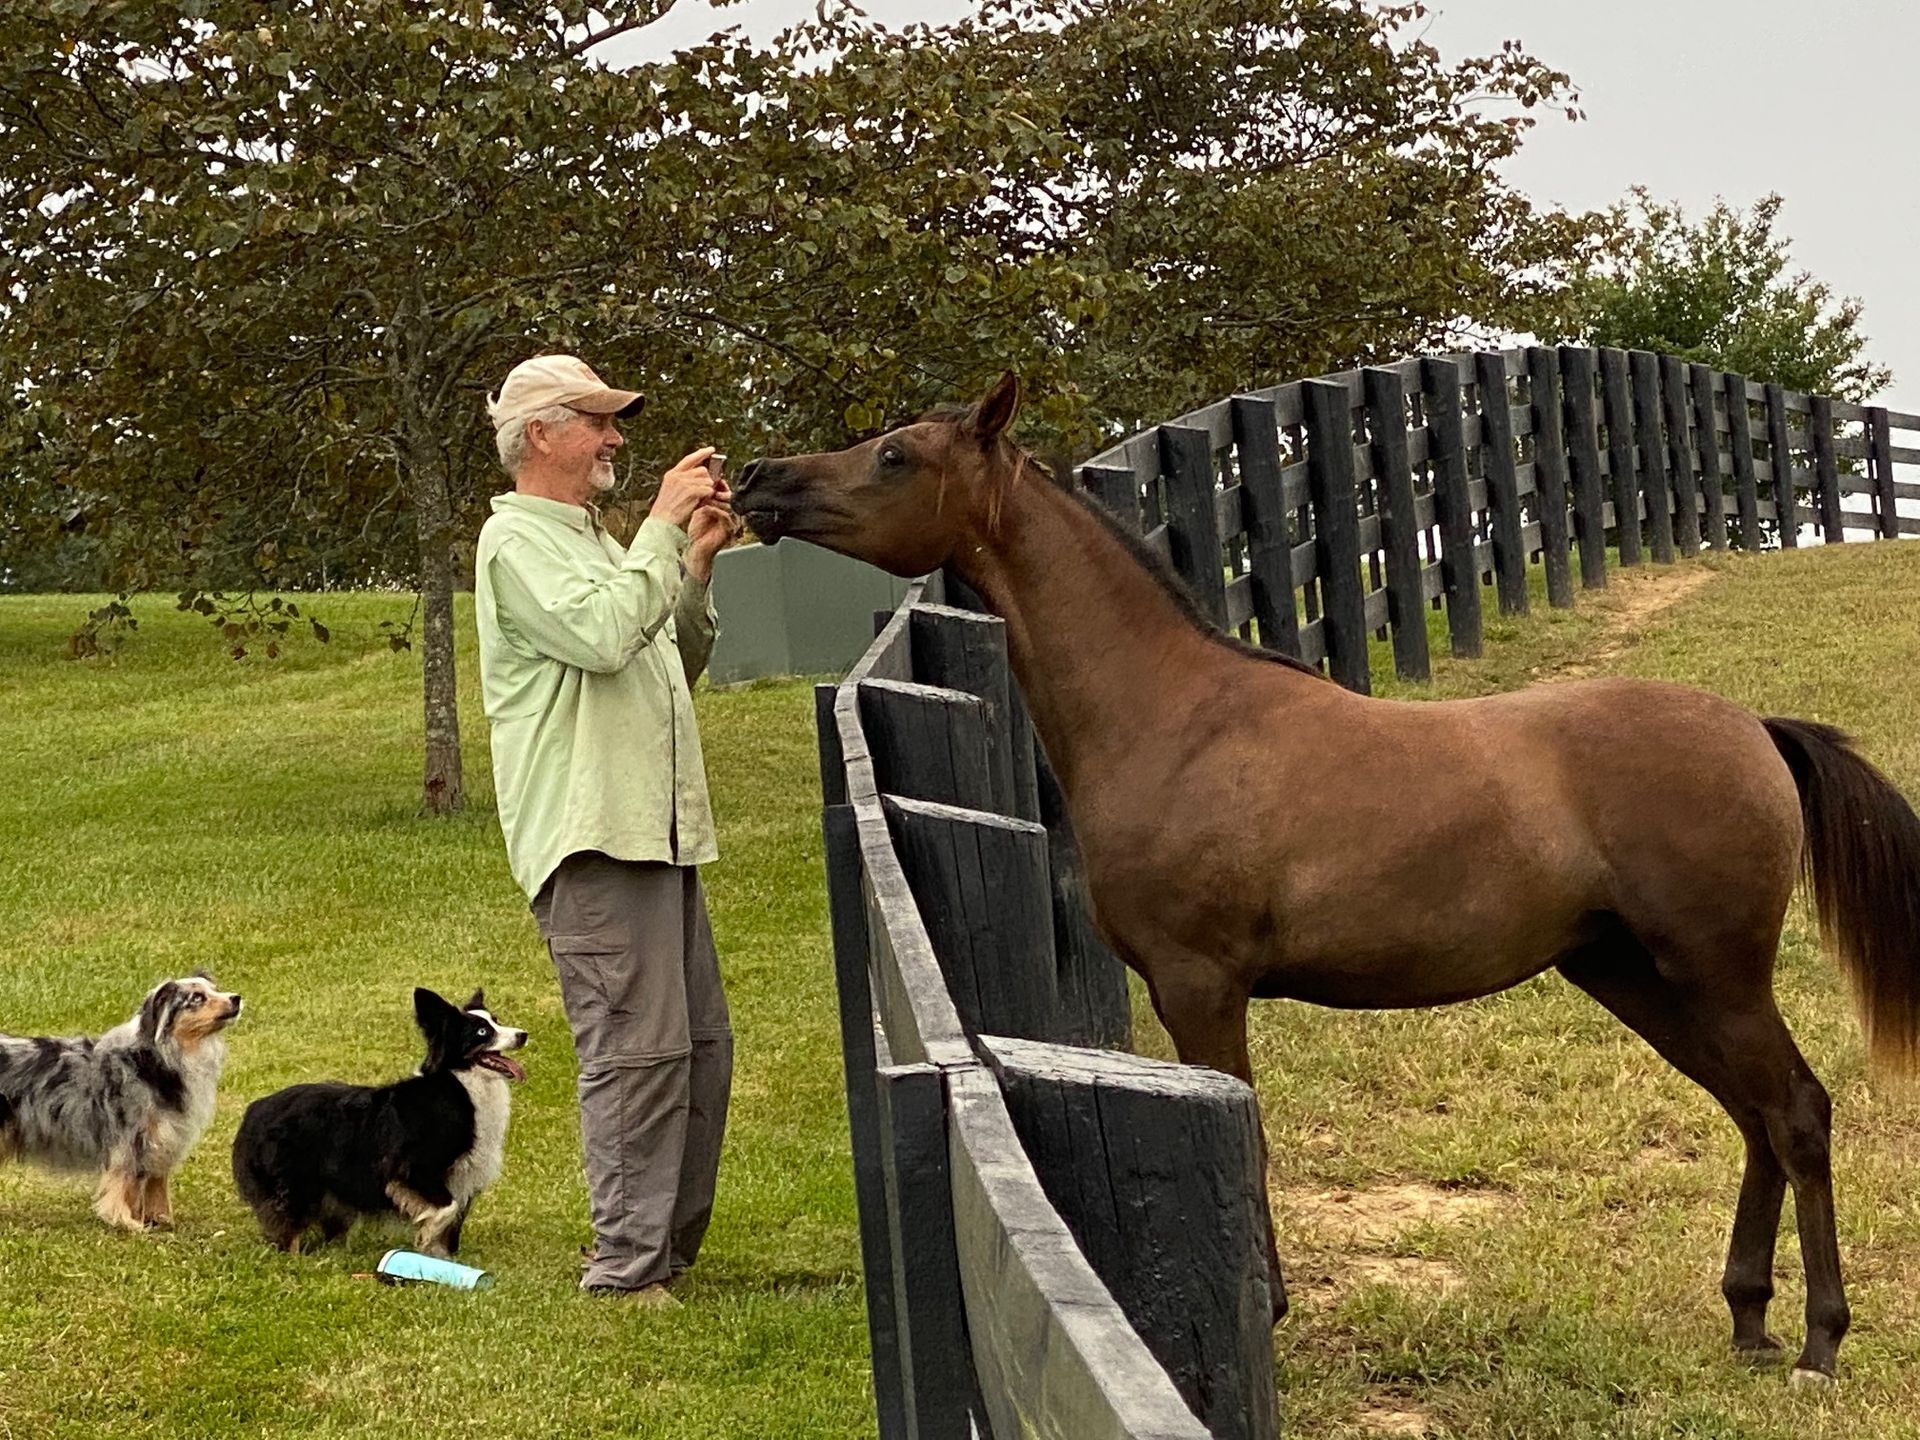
[953,477,1248,792]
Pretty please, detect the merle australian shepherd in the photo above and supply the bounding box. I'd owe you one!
[232,987,527,1256]
[0,974,244,1230]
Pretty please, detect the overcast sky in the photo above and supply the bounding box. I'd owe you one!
[612,0,1917,407]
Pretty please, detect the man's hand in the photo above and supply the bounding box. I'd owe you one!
[685,498,743,584]
[650,447,720,531]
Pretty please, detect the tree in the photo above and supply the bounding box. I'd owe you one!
[1545,189,1892,401]
[2,0,1591,811]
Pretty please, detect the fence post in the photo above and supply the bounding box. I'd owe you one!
[1598,347,1643,565]
[984,1036,1278,1440]
[1690,363,1730,551]
[1363,367,1431,680]
[1557,346,1609,588]
[821,801,910,1440]
[1161,425,1229,629]
[884,795,1061,1043]
[1232,395,1302,659]
[1765,382,1798,547]
[1302,379,1370,693]
[1723,374,1763,550]
[1869,406,1898,539]
[909,604,1028,821]
[1629,350,1677,562]
[1474,352,1530,614]
[1660,354,1702,553]
[1080,463,1141,532]
[857,680,996,812]
[878,1063,980,1440]
[1526,346,1575,606]
[1811,394,1844,541]
[1034,750,1133,1050]
[1419,358,1483,658]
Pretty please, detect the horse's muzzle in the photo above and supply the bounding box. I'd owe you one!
[731,458,786,543]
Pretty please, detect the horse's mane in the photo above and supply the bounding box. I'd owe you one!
[897,405,1329,683]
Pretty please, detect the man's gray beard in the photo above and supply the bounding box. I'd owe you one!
[589,461,616,493]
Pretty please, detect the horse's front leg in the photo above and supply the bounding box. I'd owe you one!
[1143,958,1286,1324]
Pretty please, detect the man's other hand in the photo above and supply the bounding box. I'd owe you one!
[685,501,743,584]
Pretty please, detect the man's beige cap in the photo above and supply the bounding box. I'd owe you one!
[485,354,644,432]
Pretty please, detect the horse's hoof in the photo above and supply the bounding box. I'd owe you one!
[1788,1366,1836,1389]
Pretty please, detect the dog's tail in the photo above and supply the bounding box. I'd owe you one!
[1766,716,1920,1073]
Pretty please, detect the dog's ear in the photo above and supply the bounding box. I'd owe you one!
[191,969,215,983]
[413,987,459,1032]
[139,981,179,1044]
[464,988,486,1013]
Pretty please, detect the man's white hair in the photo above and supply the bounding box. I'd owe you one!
[496,403,584,476]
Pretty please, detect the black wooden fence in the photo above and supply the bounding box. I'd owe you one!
[1079,346,1920,692]
[818,345,1917,1440]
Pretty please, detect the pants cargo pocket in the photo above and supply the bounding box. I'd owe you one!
[547,933,627,1067]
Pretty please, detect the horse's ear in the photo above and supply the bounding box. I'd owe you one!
[968,373,1021,445]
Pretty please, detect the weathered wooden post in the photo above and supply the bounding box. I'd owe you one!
[983,1036,1278,1440]
[1364,367,1431,679]
[1629,350,1676,562]
[1723,374,1763,550]
[1474,352,1530,613]
[1598,347,1643,564]
[1525,346,1575,606]
[1303,379,1370,692]
[1419,357,1483,658]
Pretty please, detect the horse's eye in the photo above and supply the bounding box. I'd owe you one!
[879,445,904,468]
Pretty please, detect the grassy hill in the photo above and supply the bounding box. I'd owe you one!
[4,540,1920,1438]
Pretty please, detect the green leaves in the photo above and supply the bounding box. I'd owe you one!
[1549,190,1891,402]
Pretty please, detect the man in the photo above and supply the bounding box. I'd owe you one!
[473,353,739,1305]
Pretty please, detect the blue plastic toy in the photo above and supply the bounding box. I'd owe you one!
[376,1249,495,1290]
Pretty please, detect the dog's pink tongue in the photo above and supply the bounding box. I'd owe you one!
[497,1054,526,1083]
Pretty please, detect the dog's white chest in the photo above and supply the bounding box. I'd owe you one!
[447,1071,511,1203]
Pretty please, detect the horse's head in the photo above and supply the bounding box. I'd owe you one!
[733,374,1024,577]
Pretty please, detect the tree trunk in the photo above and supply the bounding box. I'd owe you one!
[409,442,465,817]
[417,528,464,815]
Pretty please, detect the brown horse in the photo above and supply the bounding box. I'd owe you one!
[736,375,1920,1383]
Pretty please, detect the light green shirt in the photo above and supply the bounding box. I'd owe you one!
[474,492,720,899]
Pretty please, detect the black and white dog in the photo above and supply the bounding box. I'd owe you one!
[231,988,527,1256]
[0,974,244,1230]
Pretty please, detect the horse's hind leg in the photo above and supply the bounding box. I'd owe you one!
[1561,942,1847,1382]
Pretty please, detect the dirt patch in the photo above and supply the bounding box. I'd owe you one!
[1534,564,1719,681]
[1354,1399,1436,1436]
[1278,1182,1506,1305]
[1280,1182,1506,1249]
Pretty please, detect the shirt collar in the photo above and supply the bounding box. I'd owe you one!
[491,491,602,533]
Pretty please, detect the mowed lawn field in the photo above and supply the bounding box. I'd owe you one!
[4,539,1920,1439]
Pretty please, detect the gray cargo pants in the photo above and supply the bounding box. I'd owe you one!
[532,851,733,1292]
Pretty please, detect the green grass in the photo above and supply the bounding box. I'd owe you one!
[0,594,865,1439]
[8,543,1920,1438]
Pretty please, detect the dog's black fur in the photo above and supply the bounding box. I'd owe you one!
[231,988,527,1256]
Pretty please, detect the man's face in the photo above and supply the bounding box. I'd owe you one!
[536,410,623,496]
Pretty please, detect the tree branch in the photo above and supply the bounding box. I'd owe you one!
[567,3,683,60]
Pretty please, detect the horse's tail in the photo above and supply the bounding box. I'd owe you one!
[1765,716,1920,1073]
